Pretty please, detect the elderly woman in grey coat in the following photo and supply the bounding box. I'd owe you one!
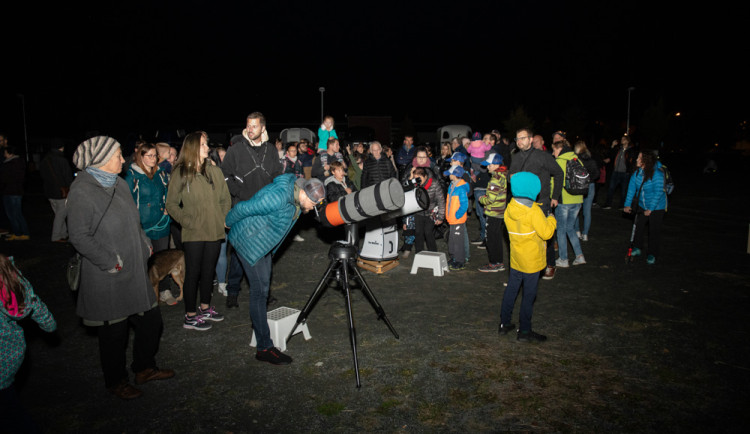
[67,136,174,400]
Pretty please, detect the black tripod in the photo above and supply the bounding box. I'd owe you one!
[286,240,399,388]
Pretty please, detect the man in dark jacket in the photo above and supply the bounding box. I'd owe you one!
[40,140,74,242]
[509,128,564,280]
[603,135,637,209]
[360,141,397,188]
[221,112,283,308]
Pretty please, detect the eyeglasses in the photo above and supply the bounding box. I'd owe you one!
[515,136,530,141]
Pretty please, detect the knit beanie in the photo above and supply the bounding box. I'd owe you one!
[510,171,541,201]
[73,136,121,170]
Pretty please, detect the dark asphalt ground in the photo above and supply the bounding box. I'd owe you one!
[4,154,750,433]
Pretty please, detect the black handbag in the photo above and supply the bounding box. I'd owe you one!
[66,185,116,291]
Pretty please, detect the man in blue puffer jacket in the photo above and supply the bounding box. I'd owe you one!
[623,151,667,265]
[225,174,325,365]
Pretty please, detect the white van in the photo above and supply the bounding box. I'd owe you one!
[436,125,472,145]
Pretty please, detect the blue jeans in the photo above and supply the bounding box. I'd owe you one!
[474,188,487,240]
[236,253,274,350]
[501,268,540,332]
[576,183,595,236]
[555,203,583,261]
[215,239,228,284]
[3,195,29,236]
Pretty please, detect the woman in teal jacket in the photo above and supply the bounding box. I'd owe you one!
[125,143,171,251]
[624,150,667,264]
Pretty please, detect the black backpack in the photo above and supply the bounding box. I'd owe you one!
[660,164,674,194]
[563,156,591,195]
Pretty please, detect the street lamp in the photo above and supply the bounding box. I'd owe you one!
[319,87,325,123]
[626,86,635,136]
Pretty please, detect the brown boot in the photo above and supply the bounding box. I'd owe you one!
[108,380,143,400]
[135,367,175,385]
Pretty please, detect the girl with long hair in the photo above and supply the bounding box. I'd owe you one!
[623,150,668,264]
[166,132,231,330]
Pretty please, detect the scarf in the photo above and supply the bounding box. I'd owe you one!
[86,167,118,187]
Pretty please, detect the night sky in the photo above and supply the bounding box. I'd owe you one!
[2,1,746,147]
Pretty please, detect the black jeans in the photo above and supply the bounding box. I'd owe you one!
[486,216,505,265]
[182,240,222,313]
[97,307,163,388]
[634,210,665,257]
[414,214,437,253]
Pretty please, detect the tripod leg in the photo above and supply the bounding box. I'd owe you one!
[286,259,339,343]
[340,262,362,388]
[349,260,399,339]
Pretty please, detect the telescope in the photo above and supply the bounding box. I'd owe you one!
[314,178,429,260]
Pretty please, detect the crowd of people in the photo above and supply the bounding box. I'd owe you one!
[0,119,670,411]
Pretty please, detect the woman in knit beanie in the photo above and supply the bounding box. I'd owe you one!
[67,136,174,400]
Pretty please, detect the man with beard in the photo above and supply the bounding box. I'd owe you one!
[221,112,283,308]
[509,128,563,280]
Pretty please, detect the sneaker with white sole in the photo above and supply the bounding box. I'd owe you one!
[159,290,177,306]
[217,283,228,296]
[478,263,505,272]
[581,234,588,242]
[184,314,212,331]
[573,255,586,265]
[197,305,224,322]
[293,234,304,242]
[555,258,570,268]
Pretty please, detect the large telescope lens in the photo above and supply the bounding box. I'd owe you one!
[319,178,405,227]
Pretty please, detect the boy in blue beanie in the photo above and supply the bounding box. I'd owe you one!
[444,165,471,270]
[499,172,557,342]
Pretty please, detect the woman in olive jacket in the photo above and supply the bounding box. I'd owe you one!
[166,132,231,331]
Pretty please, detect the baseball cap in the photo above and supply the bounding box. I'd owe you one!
[443,165,465,178]
[296,178,326,204]
[480,153,503,166]
[447,152,466,163]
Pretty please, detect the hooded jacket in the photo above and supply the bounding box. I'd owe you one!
[222,133,283,205]
[166,164,231,243]
[505,198,557,273]
[554,149,585,205]
[1,265,57,389]
[624,161,667,212]
[125,164,171,240]
[509,147,564,206]
[226,174,301,266]
[479,166,508,218]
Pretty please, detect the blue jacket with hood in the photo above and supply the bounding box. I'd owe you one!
[225,174,301,266]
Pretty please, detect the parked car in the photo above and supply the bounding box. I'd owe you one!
[436,124,472,145]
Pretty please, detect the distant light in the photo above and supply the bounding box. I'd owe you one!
[675,112,681,117]
[715,143,719,147]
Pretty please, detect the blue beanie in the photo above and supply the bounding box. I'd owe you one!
[510,172,541,201]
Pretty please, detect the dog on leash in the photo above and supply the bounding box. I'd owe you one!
[148,249,185,303]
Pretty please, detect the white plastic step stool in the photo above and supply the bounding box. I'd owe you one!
[250,306,311,352]
[410,251,449,276]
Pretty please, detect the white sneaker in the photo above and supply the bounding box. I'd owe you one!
[555,258,570,268]
[159,290,177,305]
[576,231,582,239]
[293,234,305,242]
[581,234,588,242]
[218,283,228,296]
[573,255,586,265]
